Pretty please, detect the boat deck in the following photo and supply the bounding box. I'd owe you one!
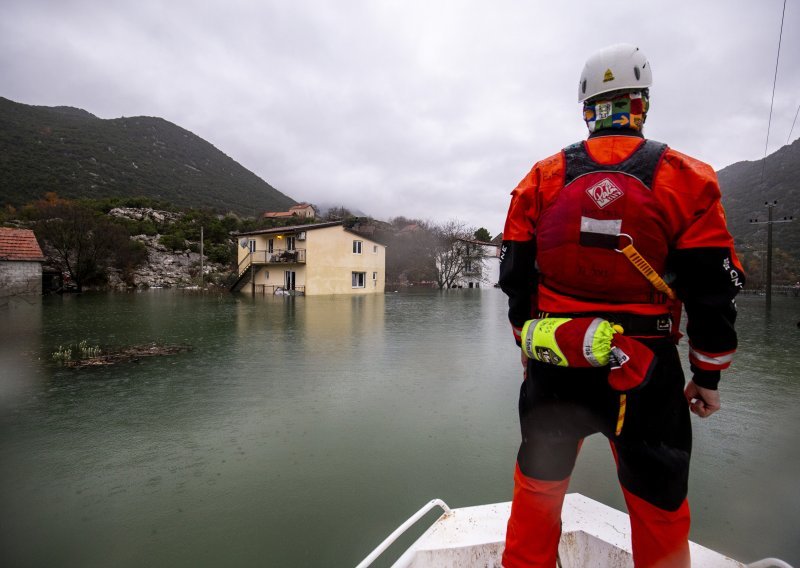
[391,494,750,568]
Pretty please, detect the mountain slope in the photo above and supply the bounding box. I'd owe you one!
[718,138,799,260]
[0,97,296,216]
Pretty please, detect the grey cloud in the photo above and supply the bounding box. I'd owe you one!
[2,0,799,235]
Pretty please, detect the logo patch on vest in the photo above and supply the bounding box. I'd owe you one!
[586,178,624,209]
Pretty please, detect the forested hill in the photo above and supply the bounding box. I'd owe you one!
[0,97,296,216]
[718,138,799,267]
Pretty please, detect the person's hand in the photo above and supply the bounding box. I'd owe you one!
[521,349,529,380]
[684,380,721,418]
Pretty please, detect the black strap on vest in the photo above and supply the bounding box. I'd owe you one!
[563,139,668,190]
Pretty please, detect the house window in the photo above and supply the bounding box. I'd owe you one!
[268,239,274,253]
[286,236,296,251]
[353,240,362,254]
[372,272,377,280]
[352,272,366,288]
[373,245,378,253]
[248,239,256,253]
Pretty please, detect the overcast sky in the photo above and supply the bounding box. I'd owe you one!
[3,0,799,234]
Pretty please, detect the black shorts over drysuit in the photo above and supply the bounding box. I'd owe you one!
[516,337,691,512]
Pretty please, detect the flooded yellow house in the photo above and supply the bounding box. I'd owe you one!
[231,221,386,295]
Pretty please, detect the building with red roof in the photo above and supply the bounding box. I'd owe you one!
[0,228,46,298]
[262,202,317,220]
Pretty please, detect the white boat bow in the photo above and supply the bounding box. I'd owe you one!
[356,493,792,568]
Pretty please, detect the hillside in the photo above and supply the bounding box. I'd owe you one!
[718,138,799,266]
[0,97,296,216]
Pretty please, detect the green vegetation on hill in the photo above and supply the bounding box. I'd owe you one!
[0,97,296,216]
[718,138,800,285]
[2,193,317,290]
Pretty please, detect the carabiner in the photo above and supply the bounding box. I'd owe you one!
[614,233,633,253]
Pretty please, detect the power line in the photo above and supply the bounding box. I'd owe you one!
[787,102,800,144]
[761,0,787,183]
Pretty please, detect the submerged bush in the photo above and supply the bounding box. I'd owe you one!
[51,340,102,364]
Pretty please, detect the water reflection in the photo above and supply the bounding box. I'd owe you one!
[0,296,42,407]
[0,291,798,567]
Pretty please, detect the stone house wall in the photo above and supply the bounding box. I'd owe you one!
[0,261,43,298]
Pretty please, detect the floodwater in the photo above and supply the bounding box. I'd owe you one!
[0,290,798,567]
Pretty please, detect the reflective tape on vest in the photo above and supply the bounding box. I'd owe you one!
[579,217,622,249]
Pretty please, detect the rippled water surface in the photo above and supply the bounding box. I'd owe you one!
[1,290,798,567]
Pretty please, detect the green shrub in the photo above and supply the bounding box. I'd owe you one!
[206,243,233,265]
[159,233,186,251]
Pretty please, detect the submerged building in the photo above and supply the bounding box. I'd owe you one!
[231,221,386,296]
[0,228,46,299]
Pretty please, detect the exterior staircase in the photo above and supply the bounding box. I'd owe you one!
[229,251,257,292]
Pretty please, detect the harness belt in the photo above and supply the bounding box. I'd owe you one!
[540,312,672,337]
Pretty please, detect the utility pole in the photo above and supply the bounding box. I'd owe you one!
[249,242,255,294]
[749,200,793,309]
[200,226,204,287]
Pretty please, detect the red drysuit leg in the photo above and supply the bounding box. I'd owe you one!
[502,463,570,568]
[623,487,691,567]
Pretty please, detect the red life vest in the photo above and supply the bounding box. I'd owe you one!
[536,139,670,306]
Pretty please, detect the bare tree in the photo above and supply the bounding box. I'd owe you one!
[381,218,493,287]
[33,195,130,291]
[383,220,436,285]
[323,205,353,221]
[431,219,489,289]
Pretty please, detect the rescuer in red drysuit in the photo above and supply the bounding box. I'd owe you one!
[499,44,744,568]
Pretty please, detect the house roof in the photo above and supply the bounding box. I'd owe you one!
[399,223,421,233]
[237,221,386,247]
[236,221,344,237]
[458,237,500,248]
[0,227,45,262]
[262,203,316,218]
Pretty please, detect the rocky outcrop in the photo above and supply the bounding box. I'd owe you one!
[107,235,230,290]
[103,208,232,289]
[108,207,183,224]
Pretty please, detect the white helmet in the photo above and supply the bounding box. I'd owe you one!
[578,43,652,103]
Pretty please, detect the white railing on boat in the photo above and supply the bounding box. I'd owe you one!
[355,499,451,568]
[747,560,794,568]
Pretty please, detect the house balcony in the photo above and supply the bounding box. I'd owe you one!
[254,248,306,265]
[237,249,306,277]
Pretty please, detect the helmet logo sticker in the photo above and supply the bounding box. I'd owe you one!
[603,68,615,82]
[586,178,624,209]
